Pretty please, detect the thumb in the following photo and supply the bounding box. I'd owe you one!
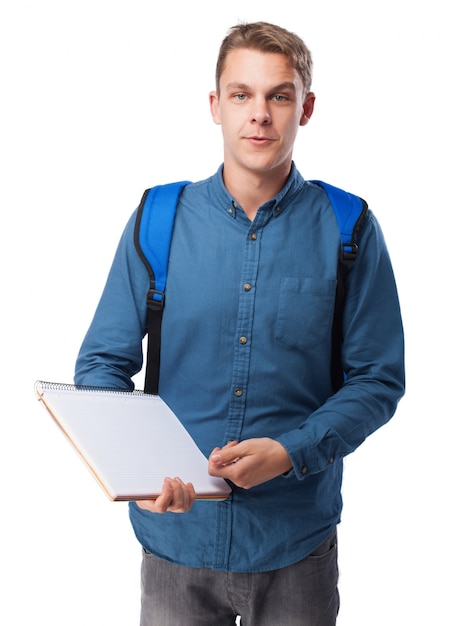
[211,441,241,465]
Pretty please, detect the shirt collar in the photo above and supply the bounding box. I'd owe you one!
[212,163,305,219]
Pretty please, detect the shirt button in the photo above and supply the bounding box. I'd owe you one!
[301,465,309,475]
[328,456,334,464]
[239,336,247,345]
[250,232,257,240]
[234,388,243,397]
[243,283,252,291]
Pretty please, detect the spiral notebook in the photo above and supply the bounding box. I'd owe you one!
[34,381,231,501]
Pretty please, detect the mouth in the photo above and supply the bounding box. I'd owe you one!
[246,136,274,146]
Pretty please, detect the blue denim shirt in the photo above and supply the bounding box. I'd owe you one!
[75,164,405,572]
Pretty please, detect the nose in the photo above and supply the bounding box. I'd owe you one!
[251,98,271,125]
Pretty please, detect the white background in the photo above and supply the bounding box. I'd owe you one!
[1,1,450,624]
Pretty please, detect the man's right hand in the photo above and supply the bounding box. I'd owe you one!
[136,477,196,513]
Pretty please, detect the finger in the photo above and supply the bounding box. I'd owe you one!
[224,440,239,449]
[211,442,243,466]
[136,477,196,513]
[171,477,187,511]
[184,481,196,510]
[150,477,175,513]
[170,477,195,512]
[209,441,238,459]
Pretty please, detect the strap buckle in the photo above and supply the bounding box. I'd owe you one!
[341,242,358,266]
[146,288,165,311]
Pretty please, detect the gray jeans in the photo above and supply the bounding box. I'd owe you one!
[140,529,339,625]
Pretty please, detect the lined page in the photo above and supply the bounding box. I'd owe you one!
[35,382,231,501]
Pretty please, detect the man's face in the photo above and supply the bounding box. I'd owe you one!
[210,48,313,179]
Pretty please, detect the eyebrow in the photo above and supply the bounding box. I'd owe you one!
[225,81,297,93]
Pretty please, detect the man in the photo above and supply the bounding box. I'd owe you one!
[75,22,405,625]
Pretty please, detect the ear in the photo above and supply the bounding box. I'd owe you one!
[299,92,315,127]
[209,91,221,125]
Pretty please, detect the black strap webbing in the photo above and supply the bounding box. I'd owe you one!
[144,303,163,395]
[331,263,347,393]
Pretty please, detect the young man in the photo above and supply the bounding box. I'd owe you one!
[75,22,405,625]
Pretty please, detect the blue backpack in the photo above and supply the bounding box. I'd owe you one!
[134,181,368,395]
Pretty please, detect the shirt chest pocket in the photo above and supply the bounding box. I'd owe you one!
[275,277,337,349]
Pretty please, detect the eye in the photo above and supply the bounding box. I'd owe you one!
[272,94,288,102]
[233,93,247,101]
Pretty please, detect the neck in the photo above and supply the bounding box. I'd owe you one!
[222,162,291,221]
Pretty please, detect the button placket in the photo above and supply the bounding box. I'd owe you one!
[224,223,263,444]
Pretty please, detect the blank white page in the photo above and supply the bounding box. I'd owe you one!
[35,381,231,501]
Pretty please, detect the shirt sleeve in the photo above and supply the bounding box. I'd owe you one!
[74,209,149,390]
[276,210,405,480]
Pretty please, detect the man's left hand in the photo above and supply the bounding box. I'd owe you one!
[208,438,292,489]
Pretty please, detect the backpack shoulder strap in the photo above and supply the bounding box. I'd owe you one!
[309,180,368,392]
[134,181,190,394]
[309,180,368,266]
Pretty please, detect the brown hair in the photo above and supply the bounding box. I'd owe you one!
[215,22,313,98]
